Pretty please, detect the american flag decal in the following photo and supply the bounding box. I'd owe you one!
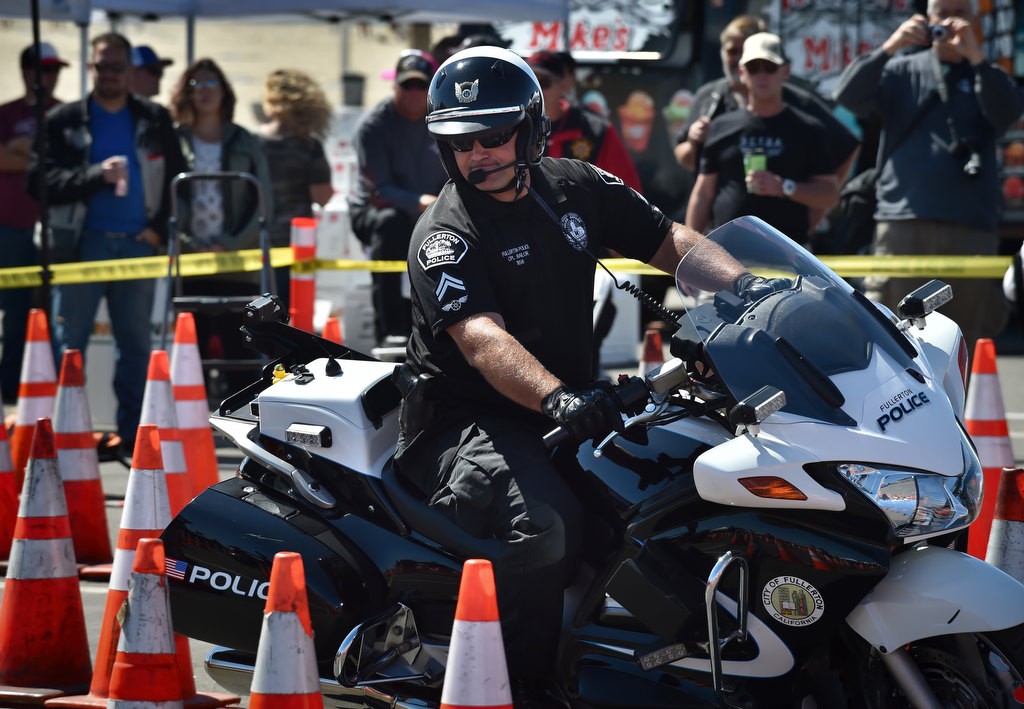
[165,557,188,580]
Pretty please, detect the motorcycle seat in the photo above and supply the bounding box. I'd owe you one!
[380,460,501,560]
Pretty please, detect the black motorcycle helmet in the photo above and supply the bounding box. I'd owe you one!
[426,46,548,188]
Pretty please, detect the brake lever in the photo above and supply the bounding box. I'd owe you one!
[593,400,671,458]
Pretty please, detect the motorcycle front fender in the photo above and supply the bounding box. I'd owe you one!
[845,544,1024,653]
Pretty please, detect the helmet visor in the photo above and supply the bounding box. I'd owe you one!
[426,105,525,137]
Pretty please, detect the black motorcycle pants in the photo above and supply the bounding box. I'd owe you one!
[350,205,414,343]
[397,411,583,680]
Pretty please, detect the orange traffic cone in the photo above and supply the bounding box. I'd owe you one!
[290,217,317,333]
[248,552,323,709]
[107,538,184,708]
[141,350,193,515]
[986,467,1024,585]
[46,426,237,709]
[965,339,1016,560]
[440,559,513,709]
[0,418,92,703]
[169,312,220,494]
[0,418,16,562]
[322,315,343,345]
[53,349,112,565]
[639,328,664,376]
[46,424,171,707]
[10,309,57,490]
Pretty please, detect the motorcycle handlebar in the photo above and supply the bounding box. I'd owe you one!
[543,375,651,450]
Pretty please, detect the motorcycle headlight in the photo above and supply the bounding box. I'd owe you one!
[834,437,982,542]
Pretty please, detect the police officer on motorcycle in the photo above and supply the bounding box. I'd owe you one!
[394,46,746,704]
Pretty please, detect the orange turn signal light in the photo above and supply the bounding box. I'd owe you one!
[737,476,808,500]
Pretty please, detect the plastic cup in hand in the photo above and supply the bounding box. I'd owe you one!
[744,149,766,194]
[113,155,128,197]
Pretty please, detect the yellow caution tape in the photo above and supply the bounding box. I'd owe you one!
[0,248,296,288]
[0,252,1012,289]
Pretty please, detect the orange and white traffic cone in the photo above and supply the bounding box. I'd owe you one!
[638,328,665,376]
[46,424,171,707]
[322,315,343,345]
[440,559,513,709]
[0,418,16,562]
[986,467,1024,585]
[290,217,317,333]
[10,308,57,490]
[169,312,220,494]
[141,350,193,516]
[46,426,238,709]
[107,538,183,708]
[0,418,92,703]
[965,339,1016,560]
[53,349,112,565]
[248,552,323,709]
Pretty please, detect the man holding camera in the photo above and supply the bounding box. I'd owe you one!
[834,0,1022,352]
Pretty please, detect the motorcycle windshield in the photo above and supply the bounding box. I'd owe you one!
[675,216,917,426]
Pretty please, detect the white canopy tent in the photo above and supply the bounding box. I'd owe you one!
[6,0,567,93]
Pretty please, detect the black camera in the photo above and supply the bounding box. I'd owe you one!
[928,24,948,41]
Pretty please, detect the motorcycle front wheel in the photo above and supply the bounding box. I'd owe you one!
[849,624,1024,708]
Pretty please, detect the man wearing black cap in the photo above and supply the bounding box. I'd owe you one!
[0,42,67,402]
[129,45,173,99]
[349,49,448,348]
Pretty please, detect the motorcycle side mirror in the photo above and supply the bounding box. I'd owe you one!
[244,293,289,323]
[897,280,952,329]
[729,385,786,436]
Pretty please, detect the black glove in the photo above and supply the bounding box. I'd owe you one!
[541,383,624,443]
[733,273,793,302]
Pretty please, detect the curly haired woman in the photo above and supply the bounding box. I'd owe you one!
[258,68,334,304]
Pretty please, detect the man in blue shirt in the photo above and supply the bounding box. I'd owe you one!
[28,32,185,455]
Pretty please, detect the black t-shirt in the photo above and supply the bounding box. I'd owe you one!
[679,77,860,174]
[406,157,670,418]
[700,106,833,238]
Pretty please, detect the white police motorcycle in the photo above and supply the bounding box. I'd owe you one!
[162,216,1024,708]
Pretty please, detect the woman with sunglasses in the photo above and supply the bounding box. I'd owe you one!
[169,58,273,394]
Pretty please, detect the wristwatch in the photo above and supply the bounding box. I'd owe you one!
[782,179,796,198]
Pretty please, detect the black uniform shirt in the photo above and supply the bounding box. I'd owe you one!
[406,157,670,419]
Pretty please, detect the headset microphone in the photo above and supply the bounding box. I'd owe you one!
[467,161,517,185]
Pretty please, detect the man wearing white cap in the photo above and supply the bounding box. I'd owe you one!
[0,41,67,402]
[129,45,173,99]
[686,32,839,244]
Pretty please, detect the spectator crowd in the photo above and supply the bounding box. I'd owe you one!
[1,0,1021,460]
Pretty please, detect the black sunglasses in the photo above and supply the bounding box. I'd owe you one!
[399,79,428,91]
[92,62,128,75]
[744,60,781,75]
[447,125,518,153]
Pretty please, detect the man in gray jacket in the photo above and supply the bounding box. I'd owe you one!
[27,32,185,456]
[833,0,1022,352]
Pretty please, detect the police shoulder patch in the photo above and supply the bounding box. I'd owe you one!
[418,231,469,271]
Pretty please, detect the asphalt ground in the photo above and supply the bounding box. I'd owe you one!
[1,325,1023,706]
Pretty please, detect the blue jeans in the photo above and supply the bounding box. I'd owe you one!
[52,229,156,442]
[0,225,40,400]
